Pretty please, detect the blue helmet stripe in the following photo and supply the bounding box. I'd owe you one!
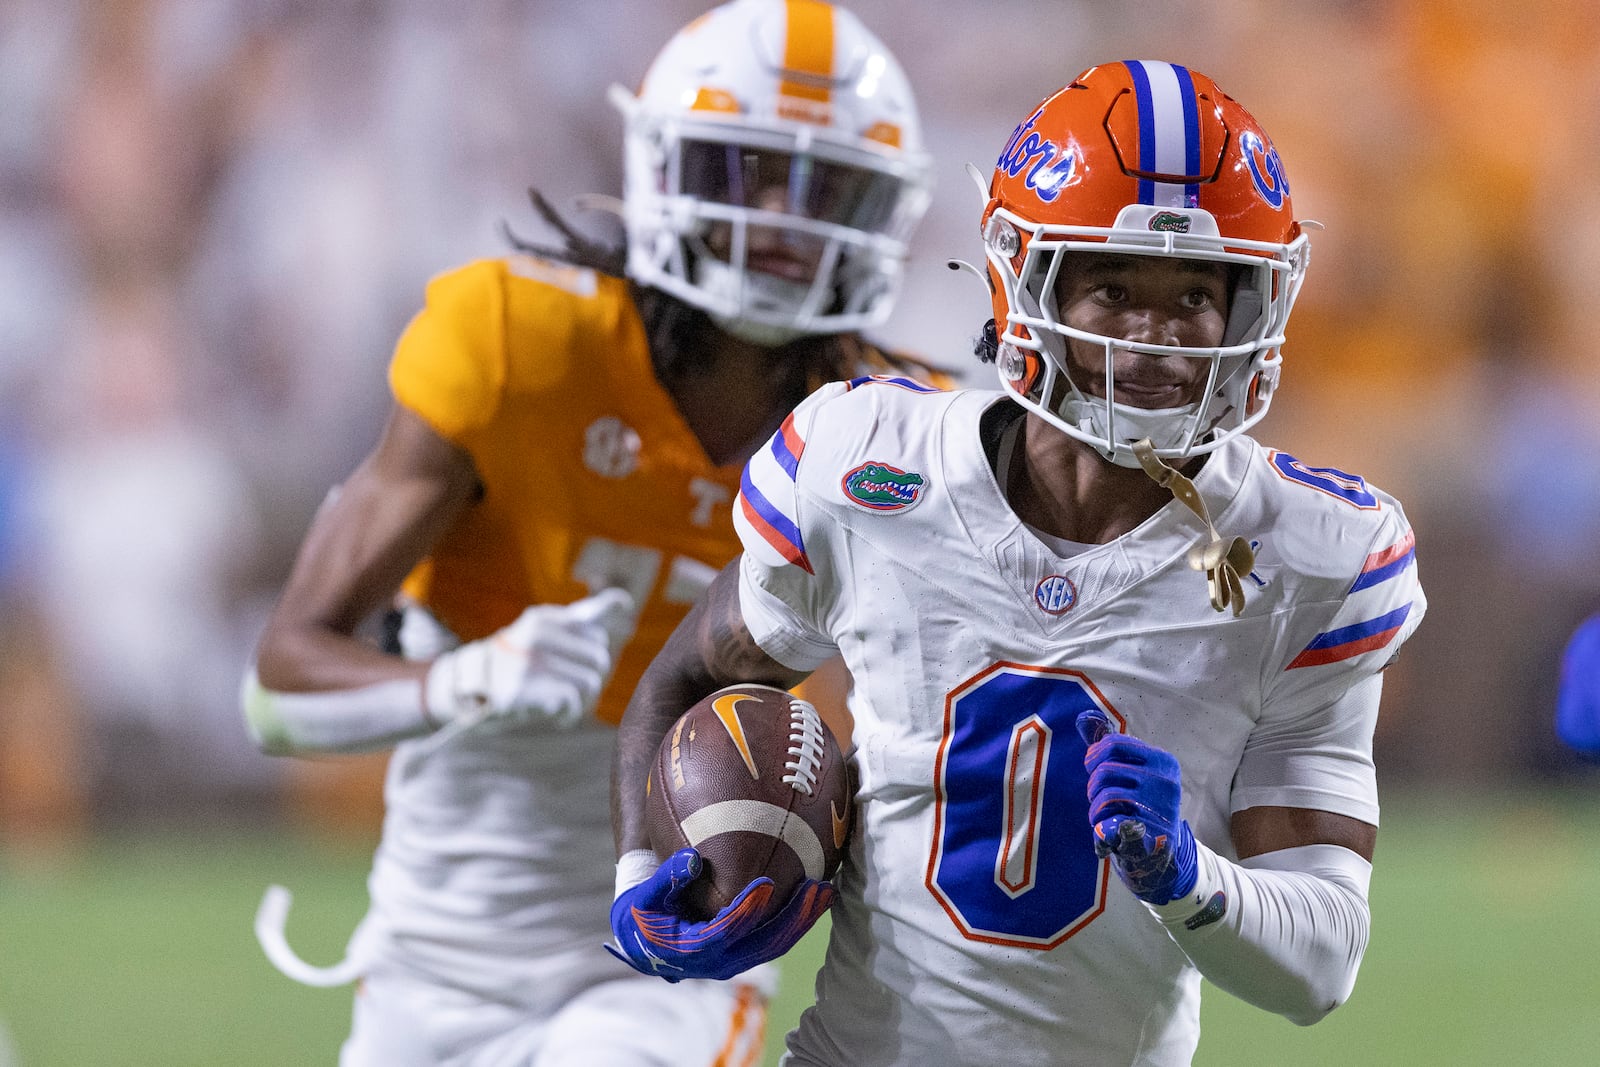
[1172,63,1201,204]
[1124,59,1158,206]
[1123,60,1203,208]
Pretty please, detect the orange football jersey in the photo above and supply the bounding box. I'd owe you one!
[391,254,950,727]
[391,254,763,725]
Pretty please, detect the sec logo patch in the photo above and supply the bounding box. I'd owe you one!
[583,416,640,478]
[1034,574,1077,615]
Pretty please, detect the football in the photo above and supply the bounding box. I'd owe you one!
[645,683,852,921]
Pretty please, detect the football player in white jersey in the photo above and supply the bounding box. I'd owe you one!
[611,61,1426,1066]
[241,2,938,1064]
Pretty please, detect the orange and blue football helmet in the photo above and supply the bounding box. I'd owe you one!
[613,0,931,345]
[981,60,1311,465]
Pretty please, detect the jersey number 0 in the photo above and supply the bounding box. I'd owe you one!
[927,663,1119,949]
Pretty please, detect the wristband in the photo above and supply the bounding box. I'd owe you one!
[1149,839,1227,930]
[616,849,662,900]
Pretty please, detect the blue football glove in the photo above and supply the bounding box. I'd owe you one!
[1557,613,1600,757]
[1075,710,1198,905]
[606,848,836,982]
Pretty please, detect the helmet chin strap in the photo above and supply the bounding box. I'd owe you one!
[695,259,814,347]
[1131,439,1256,617]
[1059,395,1196,470]
[711,314,805,347]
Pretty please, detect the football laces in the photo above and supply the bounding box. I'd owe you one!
[783,700,825,796]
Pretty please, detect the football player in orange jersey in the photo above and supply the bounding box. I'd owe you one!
[239,1,944,1064]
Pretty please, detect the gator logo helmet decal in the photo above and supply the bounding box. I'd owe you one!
[1148,210,1192,233]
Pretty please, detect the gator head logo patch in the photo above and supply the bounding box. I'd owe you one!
[841,461,927,513]
[1148,211,1192,233]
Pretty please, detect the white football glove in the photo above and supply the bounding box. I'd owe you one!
[423,588,636,732]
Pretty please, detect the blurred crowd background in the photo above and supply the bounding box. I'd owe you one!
[2,0,1598,858]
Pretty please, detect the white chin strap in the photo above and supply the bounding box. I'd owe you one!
[694,259,815,347]
[710,314,805,347]
[1058,394,1199,469]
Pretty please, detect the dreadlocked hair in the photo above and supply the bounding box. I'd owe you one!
[631,284,938,408]
[503,189,948,396]
[501,188,627,277]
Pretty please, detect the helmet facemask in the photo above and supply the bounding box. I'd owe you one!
[622,110,926,345]
[987,204,1308,467]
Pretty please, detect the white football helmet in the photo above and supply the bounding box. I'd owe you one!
[614,0,932,345]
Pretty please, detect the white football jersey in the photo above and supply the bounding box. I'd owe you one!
[358,671,775,1018]
[363,723,626,1005]
[734,378,1425,1067]
[356,613,778,1015]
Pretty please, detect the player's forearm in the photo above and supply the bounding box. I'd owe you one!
[242,667,432,755]
[613,649,718,854]
[256,612,427,693]
[1151,841,1371,1026]
[612,561,804,854]
[246,616,434,755]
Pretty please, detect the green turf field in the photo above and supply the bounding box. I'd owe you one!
[2,788,1598,1066]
